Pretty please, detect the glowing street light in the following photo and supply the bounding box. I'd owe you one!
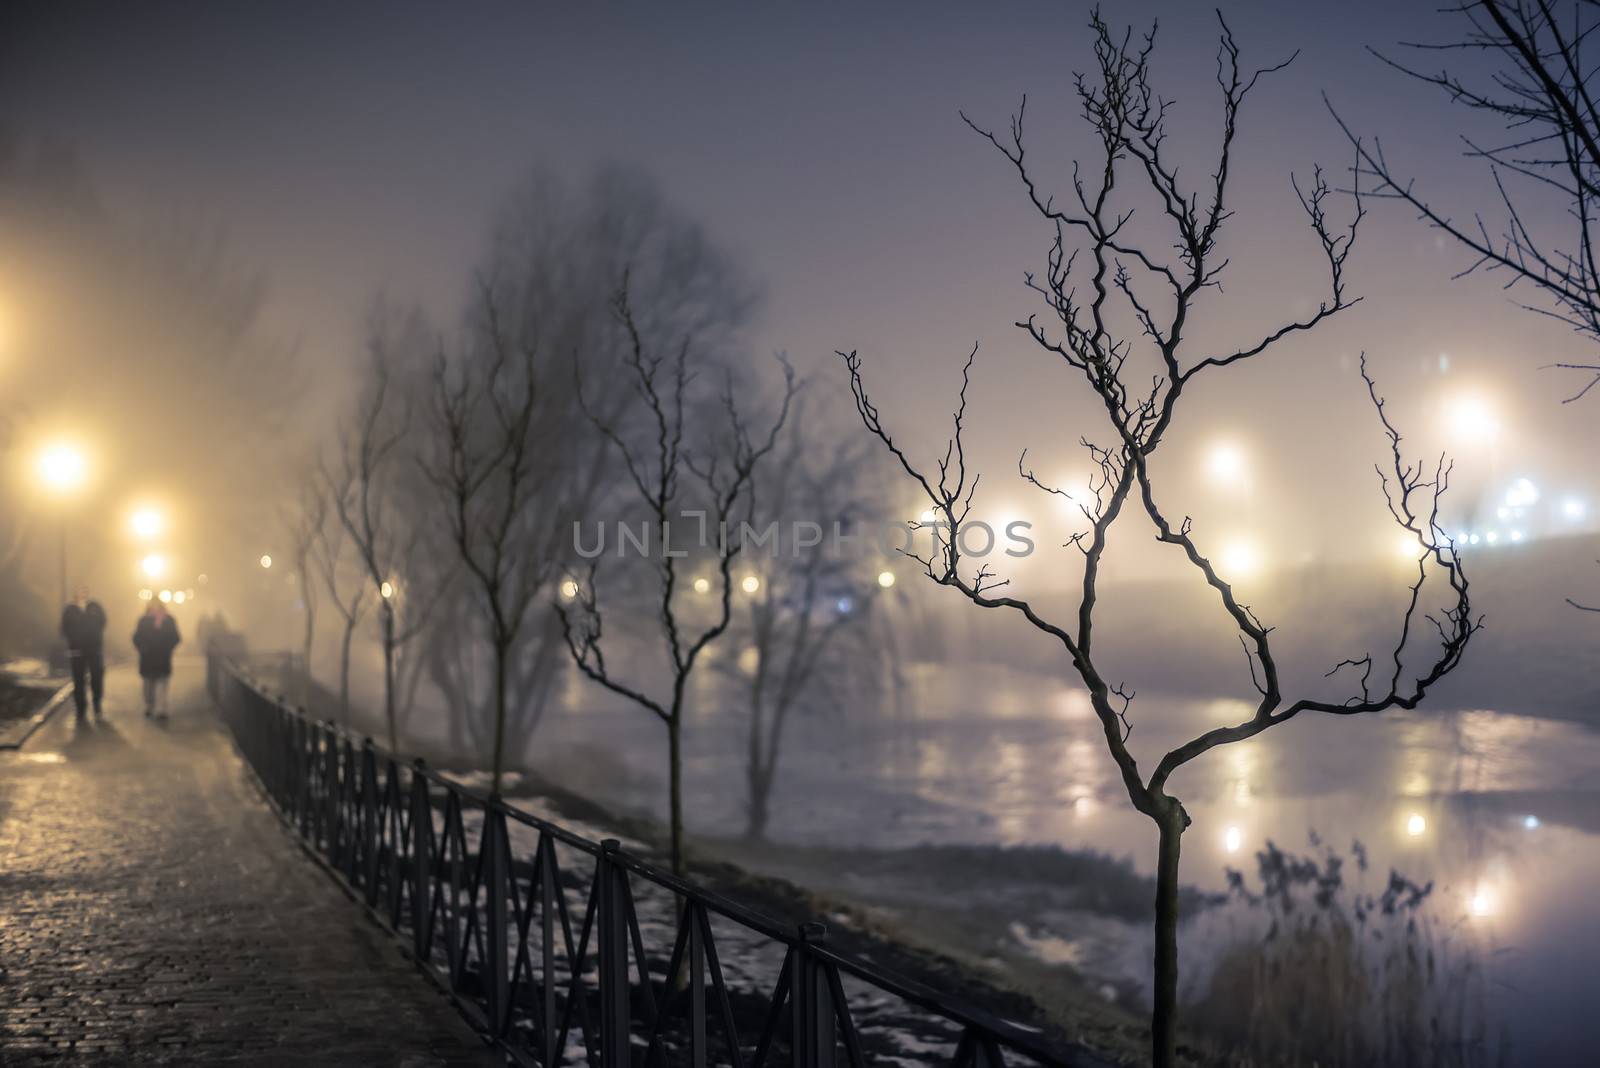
[559,579,579,601]
[173,591,187,605]
[1468,886,1497,918]
[380,580,395,599]
[1562,496,1586,521]
[158,589,173,604]
[141,553,166,579]
[1406,812,1427,837]
[129,506,165,540]
[876,570,896,589]
[1219,539,1260,577]
[1204,441,1249,489]
[692,577,711,595]
[740,574,761,595]
[259,554,273,569]
[1223,825,1243,854]
[1444,393,1501,445]
[36,443,88,494]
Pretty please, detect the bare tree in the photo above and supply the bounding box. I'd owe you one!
[559,282,795,876]
[279,471,326,705]
[841,14,1479,1066]
[309,477,370,727]
[1333,0,1600,402]
[721,408,888,840]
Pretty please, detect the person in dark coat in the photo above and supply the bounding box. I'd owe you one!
[60,585,107,719]
[133,601,181,718]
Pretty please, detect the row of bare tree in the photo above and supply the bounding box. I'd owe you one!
[282,168,906,877]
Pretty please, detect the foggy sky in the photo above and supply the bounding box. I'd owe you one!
[4,0,1596,590]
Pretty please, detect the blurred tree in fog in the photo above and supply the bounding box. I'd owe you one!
[415,166,757,791]
[0,131,300,647]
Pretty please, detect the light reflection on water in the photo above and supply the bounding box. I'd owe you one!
[534,661,1600,1063]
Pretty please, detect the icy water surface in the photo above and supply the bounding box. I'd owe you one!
[520,662,1600,1064]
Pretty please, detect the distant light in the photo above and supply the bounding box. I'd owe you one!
[1509,530,1524,543]
[138,588,154,602]
[1406,813,1427,837]
[158,589,173,604]
[1220,539,1260,576]
[741,574,761,594]
[558,579,578,601]
[1223,825,1243,854]
[919,509,936,524]
[380,580,395,599]
[1469,533,1481,545]
[172,591,186,605]
[1445,394,1501,445]
[737,645,760,676]
[198,573,209,585]
[877,570,896,589]
[129,507,165,540]
[1523,814,1541,830]
[1469,888,1496,918]
[1205,442,1248,489]
[1504,478,1540,508]
[1456,531,1470,545]
[1485,531,1499,545]
[1496,507,1510,521]
[836,596,854,615]
[259,554,273,569]
[692,577,711,595]
[184,588,195,601]
[36,443,89,493]
[1395,533,1422,559]
[141,553,166,579]
[1563,497,1586,521]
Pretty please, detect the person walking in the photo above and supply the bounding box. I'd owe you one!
[60,585,107,720]
[133,601,181,719]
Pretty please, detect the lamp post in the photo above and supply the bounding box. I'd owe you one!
[36,443,89,607]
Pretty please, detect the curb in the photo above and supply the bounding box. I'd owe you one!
[0,682,75,750]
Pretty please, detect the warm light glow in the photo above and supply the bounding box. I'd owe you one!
[1205,441,1248,488]
[36,443,88,493]
[141,554,166,579]
[1445,393,1501,444]
[138,588,154,602]
[877,570,896,589]
[1406,812,1427,837]
[1395,533,1423,559]
[172,591,187,605]
[740,574,761,594]
[692,577,711,595]
[737,645,760,675]
[559,579,578,601]
[1219,539,1260,576]
[158,589,173,603]
[129,506,165,540]
[259,554,273,569]
[380,580,395,599]
[919,509,936,524]
[1223,825,1243,854]
[1468,887,1497,918]
[1563,496,1586,520]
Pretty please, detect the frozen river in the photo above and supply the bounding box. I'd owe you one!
[522,661,1600,1064]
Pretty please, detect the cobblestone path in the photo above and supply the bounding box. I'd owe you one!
[0,660,503,1066]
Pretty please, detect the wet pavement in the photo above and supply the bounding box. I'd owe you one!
[0,660,502,1066]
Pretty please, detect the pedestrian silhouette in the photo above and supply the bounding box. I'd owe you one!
[133,601,182,719]
[60,585,107,720]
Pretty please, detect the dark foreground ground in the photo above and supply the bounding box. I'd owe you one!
[0,660,501,1066]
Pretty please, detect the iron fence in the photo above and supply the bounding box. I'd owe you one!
[208,652,1104,1068]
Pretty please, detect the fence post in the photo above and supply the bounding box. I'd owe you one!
[598,838,632,1067]
[792,922,836,1068]
[483,806,511,1037]
[361,740,380,901]
[538,834,559,1067]
[409,758,433,961]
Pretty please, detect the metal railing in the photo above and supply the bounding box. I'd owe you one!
[208,652,1102,1068]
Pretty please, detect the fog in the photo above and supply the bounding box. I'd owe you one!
[3,3,1598,1064]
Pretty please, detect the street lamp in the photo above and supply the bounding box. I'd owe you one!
[141,553,166,580]
[129,505,165,540]
[35,442,89,608]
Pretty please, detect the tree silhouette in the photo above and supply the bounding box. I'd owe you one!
[841,12,1479,1065]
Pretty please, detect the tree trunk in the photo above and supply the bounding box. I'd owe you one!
[339,619,355,728]
[1151,803,1185,1068]
[490,638,508,797]
[745,700,768,840]
[300,588,315,708]
[381,601,397,752]
[668,714,685,876]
